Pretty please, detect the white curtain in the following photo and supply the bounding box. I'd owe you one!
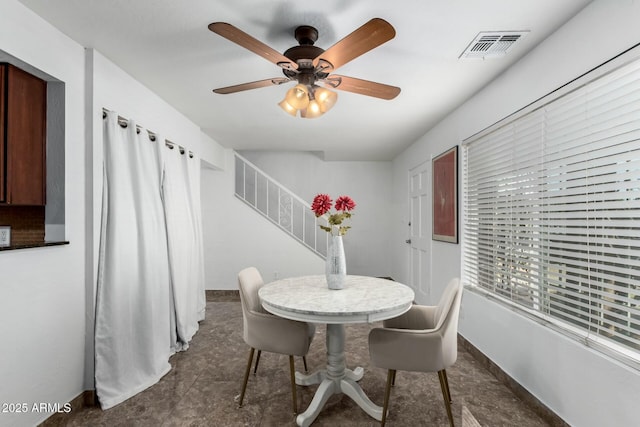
[95,111,206,408]
[188,152,206,321]
[162,145,205,351]
[95,112,172,409]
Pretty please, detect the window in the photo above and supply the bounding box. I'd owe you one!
[462,50,640,367]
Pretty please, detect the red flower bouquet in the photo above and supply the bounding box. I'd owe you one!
[311,194,356,236]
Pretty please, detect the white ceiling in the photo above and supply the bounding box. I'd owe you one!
[19,0,592,160]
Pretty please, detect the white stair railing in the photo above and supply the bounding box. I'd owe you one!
[234,152,328,259]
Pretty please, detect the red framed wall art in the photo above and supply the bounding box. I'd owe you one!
[432,146,458,243]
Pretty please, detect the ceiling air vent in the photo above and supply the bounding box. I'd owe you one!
[459,31,529,59]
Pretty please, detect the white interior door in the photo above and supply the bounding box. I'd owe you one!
[408,161,430,302]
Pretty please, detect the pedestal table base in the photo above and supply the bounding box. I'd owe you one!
[294,324,382,427]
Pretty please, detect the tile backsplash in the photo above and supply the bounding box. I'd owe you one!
[0,206,45,246]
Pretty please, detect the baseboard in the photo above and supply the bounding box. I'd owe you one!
[458,335,569,427]
[39,389,97,426]
[206,289,240,301]
[83,390,98,407]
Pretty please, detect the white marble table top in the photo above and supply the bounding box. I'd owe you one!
[258,275,415,324]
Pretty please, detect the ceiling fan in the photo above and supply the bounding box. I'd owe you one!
[208,18,401,118]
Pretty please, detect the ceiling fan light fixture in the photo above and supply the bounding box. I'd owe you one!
[210,19,401,118]
[280,84,335,119]
[285,84,310,110]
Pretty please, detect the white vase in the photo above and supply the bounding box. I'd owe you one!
[326,235,346,290]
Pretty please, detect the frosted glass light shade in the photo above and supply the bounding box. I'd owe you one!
[285,84,310,110]
[301,100,323,119]
[278,99,297,116]
[314,87,338,113]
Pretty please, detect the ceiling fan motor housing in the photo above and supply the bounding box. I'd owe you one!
[282,26,329,82]
[294,25,318,45]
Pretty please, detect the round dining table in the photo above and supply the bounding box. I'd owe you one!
[258,275,415,427]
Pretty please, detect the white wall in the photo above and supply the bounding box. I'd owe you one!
[202,150,325,289]
[391,1,640,425]
[90,50,225,168]
[237,150,394,278]
[0,1,86,426]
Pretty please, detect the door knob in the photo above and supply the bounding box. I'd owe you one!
[405,239,411,244]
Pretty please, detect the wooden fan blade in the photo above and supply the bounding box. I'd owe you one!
[325,75,400,100]
[312,18,395,72]
[213,77,291,94]
[209,22,298,71]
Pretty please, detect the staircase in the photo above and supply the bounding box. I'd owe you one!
[234,152,328,259]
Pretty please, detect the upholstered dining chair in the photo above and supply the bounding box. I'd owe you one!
[237,267,315,414]
[368,278,463,426]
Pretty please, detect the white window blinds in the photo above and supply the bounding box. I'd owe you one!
[463,55,640,364]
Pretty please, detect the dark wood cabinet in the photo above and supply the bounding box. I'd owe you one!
[0,63,47,205]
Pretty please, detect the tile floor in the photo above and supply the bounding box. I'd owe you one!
[42,296,553,426]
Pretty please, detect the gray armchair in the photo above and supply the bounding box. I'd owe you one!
[237,267,315,414]
[368,278,463,426]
